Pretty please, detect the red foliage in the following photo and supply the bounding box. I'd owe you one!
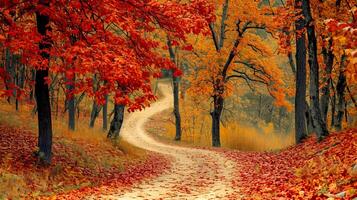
[0,0,215,111]
[221,129,357,200]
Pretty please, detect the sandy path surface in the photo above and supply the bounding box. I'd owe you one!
[102,83,238,200]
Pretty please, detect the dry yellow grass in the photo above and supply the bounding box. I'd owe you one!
[163,118,294,151]
[152,99,295,151]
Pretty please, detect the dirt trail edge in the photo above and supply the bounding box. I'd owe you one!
[102,83,238,200]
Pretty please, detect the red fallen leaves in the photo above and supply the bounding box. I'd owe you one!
[221,129,357,200]
[55,154,171,199]
[0,124,170,199]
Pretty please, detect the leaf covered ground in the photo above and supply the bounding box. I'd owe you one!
[0,124,170,199]
[221,129,357,200]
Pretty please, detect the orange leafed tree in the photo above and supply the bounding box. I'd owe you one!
[184,0,291,146]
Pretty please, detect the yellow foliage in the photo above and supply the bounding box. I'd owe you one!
[162,99,294,151]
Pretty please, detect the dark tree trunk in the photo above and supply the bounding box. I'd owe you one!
[67,35,77,131]
[5,48,14,104]
[211,95,223,147]
[303,0,328,139]
[29,70,36,102]
[305,101,314,133]
[347,85,357,108]
[294,0,308,143]
[89,102,102,128]
[14,56,21,111]
[173,76,182,141]
[320,38,334,123]
[102,94,108,131]
[67,75,75,130]
[35,2,52,165]
[330,80,336,127]
[107,104,125,140]
[288,52,296,75]
[89,74,101,128]
[16,63,25,111]
[167,39,182,141]
[335,55,347,131]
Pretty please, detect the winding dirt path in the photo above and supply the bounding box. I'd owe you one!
[103,83,238,199]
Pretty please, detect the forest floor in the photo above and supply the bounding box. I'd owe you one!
[0,83,356,199]
[0,102,169,199]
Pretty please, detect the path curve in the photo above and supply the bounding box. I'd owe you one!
[103,83,238,200]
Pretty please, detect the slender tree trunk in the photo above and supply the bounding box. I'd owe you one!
[294,0,308,143]
[35,2,52,165]
[211,95,223,147]
[107,104,125,140]
[67,75,75,130]
[67,35,77,131]
[305,101,314,133]
[5,48,14,104]
[16,63,25,111]
[89,102,102,128]
[288,52,296,75]
[14,56,19,111]
[320,38,334,123]
[29,70,36,102]
[102,94,108,131]
[335,55,347,131]
[89,74,101,128]
[167,39,182,141]
[303,0,328,139]
[55,87,60,118]
[173,76,182,140]
[347,85,357,108]
[330,80,336,127]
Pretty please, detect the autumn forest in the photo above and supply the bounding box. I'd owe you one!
[0,0,356,199]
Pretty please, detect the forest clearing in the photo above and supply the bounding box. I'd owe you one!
[0,0,356,199]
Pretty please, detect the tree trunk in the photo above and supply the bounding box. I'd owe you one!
[320,38,334,123]
[16,63,25,111]
[330,80,336,127]
[346,86,357,108]
[211,95,223,147]
[107,104,125,140]
[14,56,20,111]
[35,2,52,165]
[29,70,36,102]
[305,101,314,133]
[283,29,296,75]
[167,39,182,141]
[5,48,14,104]
[303,0,328,139]
[173,76,182,140]
[67,75,75,130]
[67,35,77,131]
[294,0,308,143]
[89,74,101,128]
[334,55,347,131]
[89,102,102,128]
[102,94,108,131]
